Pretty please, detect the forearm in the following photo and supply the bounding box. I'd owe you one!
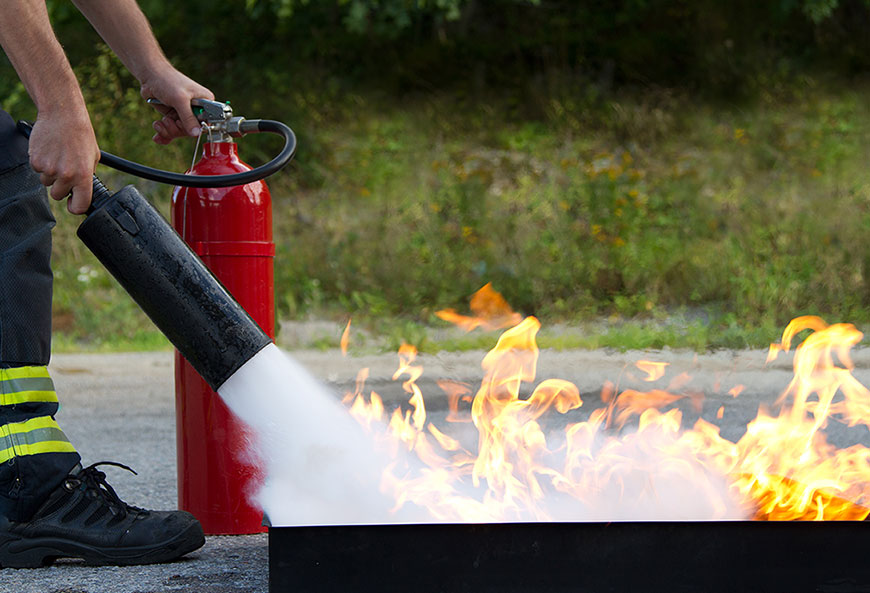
[70,0,170,83]
[0,0,87,116]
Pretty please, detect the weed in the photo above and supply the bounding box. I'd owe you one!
[42,73,870,352]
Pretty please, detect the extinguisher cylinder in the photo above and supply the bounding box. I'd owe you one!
[76,184,272,390]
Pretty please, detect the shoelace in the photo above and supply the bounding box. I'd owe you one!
[75,461,142,518]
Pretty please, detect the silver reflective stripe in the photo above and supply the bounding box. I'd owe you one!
[7,426,70,449]
[0,376,55,394]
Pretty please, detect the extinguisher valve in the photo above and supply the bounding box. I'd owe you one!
[146,98,250,141]
[224,116,250,137]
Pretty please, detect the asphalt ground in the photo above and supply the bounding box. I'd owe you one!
[3,346,870,592]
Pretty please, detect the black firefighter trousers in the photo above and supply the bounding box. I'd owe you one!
[0,109,81,522]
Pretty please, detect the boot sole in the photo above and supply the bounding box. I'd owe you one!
[0,521,205,568]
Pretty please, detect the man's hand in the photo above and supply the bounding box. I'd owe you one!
[28,108,100,215]
[140,68,214,145]
[2,0,213,215]
[1,1,100,214]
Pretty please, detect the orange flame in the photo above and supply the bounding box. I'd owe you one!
[435,283,523,332]
[636,360,669,382]
[437,379,473,423]
[344,287,870,521]
[728,385,745,398]
[340,319,351,356]
[612,389,683,428]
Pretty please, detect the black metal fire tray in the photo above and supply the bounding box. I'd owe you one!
[269,521,868,593]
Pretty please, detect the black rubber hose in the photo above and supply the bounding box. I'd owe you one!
[97,119,296,187]
[16,119,296,188]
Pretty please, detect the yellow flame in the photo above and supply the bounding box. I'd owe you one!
[343,286,870,521]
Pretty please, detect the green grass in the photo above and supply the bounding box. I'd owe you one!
[52,330,169,353]
[265,76,870,329]
[280,308,791,354]
[40,67,870,352]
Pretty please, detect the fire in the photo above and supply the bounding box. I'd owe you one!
[636,360,669,382]
[343,286,870,521]
[434,282,522,331]
[340,319,351,356]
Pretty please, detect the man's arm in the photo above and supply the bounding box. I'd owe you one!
[70,0,214,144]
[0,0,213,213]
[0,0,99,214]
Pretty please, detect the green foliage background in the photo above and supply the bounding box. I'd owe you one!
[4,0,870,349]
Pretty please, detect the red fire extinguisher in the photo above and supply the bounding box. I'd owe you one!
[171,100,275,534]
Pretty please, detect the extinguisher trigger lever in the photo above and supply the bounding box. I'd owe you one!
[190,98,234,125]
[146,97,232,125]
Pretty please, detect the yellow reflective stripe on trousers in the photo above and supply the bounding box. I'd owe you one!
[5,416,63,435]
[1,389,57,405]
[0,441,77,464]
[0,366,57,405]
[0,416,76,464]
[0,366,50,381]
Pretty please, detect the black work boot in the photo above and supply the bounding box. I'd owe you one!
[0,462,204,568]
